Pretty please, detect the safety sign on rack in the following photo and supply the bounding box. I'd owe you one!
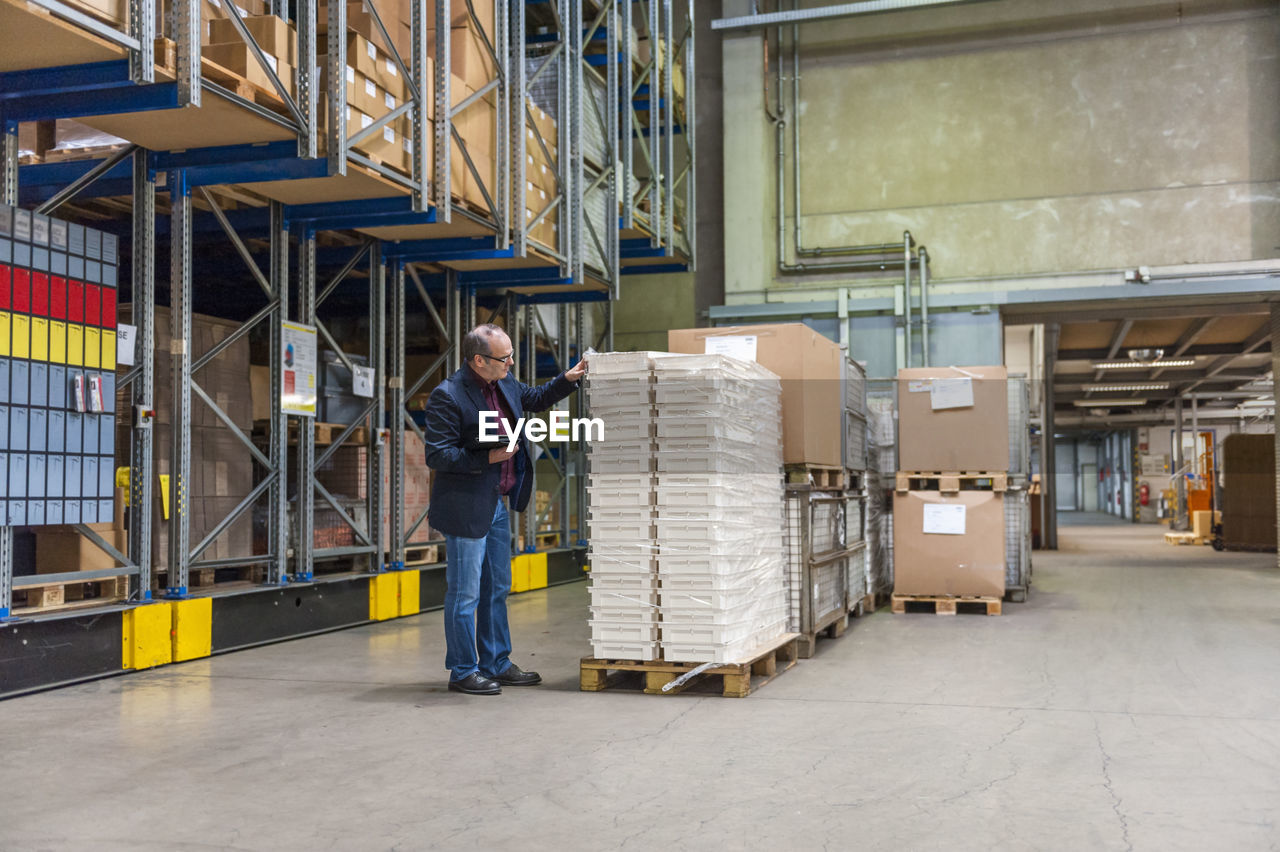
[281,321,318,417]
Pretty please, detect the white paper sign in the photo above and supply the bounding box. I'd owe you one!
[116,323,138,366]
[930,377,974,410]
[353,365,375,398]
[703,334,757,362]
[922,504,967,535]
[281,321,318,417]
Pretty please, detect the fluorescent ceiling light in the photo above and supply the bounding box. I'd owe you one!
[1092,359,1195,370]
[1072,398,1147,407]
[1084,382,1169,392]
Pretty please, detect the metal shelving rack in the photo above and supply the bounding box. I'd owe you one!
[618,0,694,278]
[0,0,692,692]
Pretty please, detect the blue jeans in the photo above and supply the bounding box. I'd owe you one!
[443,499,513,681]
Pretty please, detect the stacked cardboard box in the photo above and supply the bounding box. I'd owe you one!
[204,13,296,97]
[892,366,1009,599]
[384,431,433,548]
[116,306,254,575]
[668,323,845,467]
[318,30,416,176]
[1221,434,1276,551]
[652,354,788,664]
[584,352,662,661]
[523,101,561,251]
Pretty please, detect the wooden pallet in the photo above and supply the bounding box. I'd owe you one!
[854,588,893,617]
[896,471,1008,493]
[798,607,848,659]
[402,545,440,566]
[891,594,1002,616]
[14,576,128,613]
[786,464,846,491]
[580,633,800,698]
[1164,531,1208,546]
[187,565,267,587]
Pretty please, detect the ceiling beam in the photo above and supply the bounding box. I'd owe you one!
[1176,325,1272,396]
[1008,302,1268,324]
[1083,319,1134,396]
[1056,340,1266,362]
[1150,317,1216,379]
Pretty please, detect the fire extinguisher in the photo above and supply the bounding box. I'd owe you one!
[1139,482,1150,506]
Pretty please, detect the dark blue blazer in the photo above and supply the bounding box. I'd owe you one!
[424,366,578,538]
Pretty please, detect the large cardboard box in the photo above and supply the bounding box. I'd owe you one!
[1221,433,1276,551]
[667,323,842,467]
[207,14,297,65]
[897,365,1009,473]
[37,524,128,574]
[892,490,1006,597]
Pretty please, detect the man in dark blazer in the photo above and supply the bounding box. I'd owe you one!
[424,323,586,695]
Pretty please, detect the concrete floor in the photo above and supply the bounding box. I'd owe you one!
[2,518,1279,851]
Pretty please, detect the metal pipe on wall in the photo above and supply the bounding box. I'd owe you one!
[903,230,913,368]
[771,5,916,275]
[918,246,930,367]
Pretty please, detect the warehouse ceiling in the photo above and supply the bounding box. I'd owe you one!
[1050,307,1273,429]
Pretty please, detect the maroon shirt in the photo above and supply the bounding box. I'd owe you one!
[471,367,517,495]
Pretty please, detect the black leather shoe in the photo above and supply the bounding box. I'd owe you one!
[448,673,502,695]
[492,664,542,686]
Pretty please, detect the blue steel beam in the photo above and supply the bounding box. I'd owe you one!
[152,142,329,187]
[458,267,570,286]
[620,263,688,276]
[284,196,438,231]
[0,62,179,121]
[383,236,511,262]
[516,290,610,304]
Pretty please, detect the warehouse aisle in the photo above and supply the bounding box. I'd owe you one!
[2,525,1279,851]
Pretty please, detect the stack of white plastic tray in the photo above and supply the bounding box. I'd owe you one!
[584,352,665,660]
[651,355,789,664]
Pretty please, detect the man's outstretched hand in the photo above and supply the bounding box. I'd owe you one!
[566,359,587,382]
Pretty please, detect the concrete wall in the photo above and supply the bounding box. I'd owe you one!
[722,0,1280,307]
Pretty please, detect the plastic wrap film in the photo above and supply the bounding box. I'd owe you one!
[1008,375,1031,480]
[653,355,788,663]
[843,358,868,415]
[584,352,661,660]
[844,493,865,548]
[867,391,897,476]
[525,51,561,121]
[583,182,610,274]
[846,544,869,605]
[17,119,127,160]
[864,470,894,596]
[583,73,608,169]
[586,353,789,664]
[1004,488,1032,592]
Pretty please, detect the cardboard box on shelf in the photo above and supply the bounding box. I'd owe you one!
[893,490,1006,598]
[897,365,1009,473]
[250,365,271,421]
[667,323,843,467]
[202,43,295,96]
[207,13,297,64]
[72,0,128,26]
[36,524,128,574]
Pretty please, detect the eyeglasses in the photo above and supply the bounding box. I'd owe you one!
[479,351,515,365]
